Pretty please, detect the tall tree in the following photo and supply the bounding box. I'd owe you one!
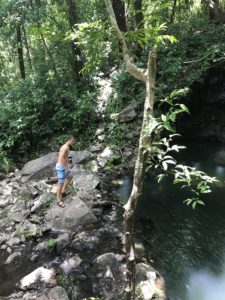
[133,0,143,29]
[112,0,127,32]
[170,0,177,23]
[65,0,82,81]
[16,25,26,79]
[204,0,225,22]
[104,1,167,300]
[22,25,33,73]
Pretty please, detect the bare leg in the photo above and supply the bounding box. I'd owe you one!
[56,183,63,202]
[61,176,73,194]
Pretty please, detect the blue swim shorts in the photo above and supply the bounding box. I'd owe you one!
[55,164,73,184]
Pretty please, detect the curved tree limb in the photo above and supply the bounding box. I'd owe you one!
[104,0,146,82]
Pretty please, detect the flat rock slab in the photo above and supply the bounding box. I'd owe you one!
[45,196,97,232]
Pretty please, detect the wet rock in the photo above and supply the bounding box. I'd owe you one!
[1,244,7,250]
[31,193,54,212]
[12,187,34,202]
[6,237,21,247]
[0,233,9,245]
[136,263,167,300]
[69,150,92,165]
[0,197,11,208]
[99,224,122,238]
[47,286,69,300]
[89,144,102,153]
[85,159,99,173]
[26,291,48,300]
[6,291,24,299]
[56,233,70,252]
[15,220,38,240]
[110,106,137,122]
[95,252,119,269]
[19,266,56,290]
[45,195,97,232]
[31,253,39,262]
[97,134,105,142]
[5,251,22,264]
[97,147,114,167]
[7,199,30,222]
[72,166,100,190]
[29,214,42,224]
[76,189,99,202]
[8,210,30,223]
[93,252,126,300]
[71,231,100,251]
[34,241,48,252]
[60,256,83,274]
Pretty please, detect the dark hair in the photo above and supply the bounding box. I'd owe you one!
[67,134,74,141]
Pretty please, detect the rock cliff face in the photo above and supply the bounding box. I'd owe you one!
[177,64,225,143]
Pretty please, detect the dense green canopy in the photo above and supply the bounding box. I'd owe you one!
[0,0,225,171]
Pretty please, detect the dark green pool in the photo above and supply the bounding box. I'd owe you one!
[117,141,225,300]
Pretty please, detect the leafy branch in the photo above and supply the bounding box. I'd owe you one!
[144,88,218,209]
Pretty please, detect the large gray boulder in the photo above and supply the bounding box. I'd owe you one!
[93,252,126,300]
[45,195,97,232]
[72,165,100,190]
[46,286,69,300]
[110,106,137,123]
[136,263,168,300]
[19,266,56,291]
[69,150,92,164]
[21,150,92,182]
[21,152,58,182]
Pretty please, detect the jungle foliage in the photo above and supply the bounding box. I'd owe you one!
[0,0,225,171]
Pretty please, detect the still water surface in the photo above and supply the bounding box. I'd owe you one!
[117,142,225,300]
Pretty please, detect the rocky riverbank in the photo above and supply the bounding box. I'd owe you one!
[0,140,167,300]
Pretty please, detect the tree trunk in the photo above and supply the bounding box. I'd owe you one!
[133,0,143,29]
[16,25,26,79]
[40,32,58,75]
[112,0,127,32]
[123,50,157,300]
[132,0,144,56]
[22,25,33,73]
[0,56,7,81]
[65,0,82,81]
[104,1,164,299]
[34,0,58,76]
[170,0,177,23]
[209,0,220,20]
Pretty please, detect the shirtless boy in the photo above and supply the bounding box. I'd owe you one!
[55,135,74,207]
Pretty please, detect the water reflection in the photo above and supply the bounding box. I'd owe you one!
[116,141,225,300]
[187,267,225,300]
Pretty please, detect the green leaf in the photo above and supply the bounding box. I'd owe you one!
[157,174,165,183]
[161,114,166,121]
[162,161,168,170]
[163,159,176,165]
[163,121,175,132]
[183,198,193,206]
[169,112,177,122]
[196,200,205,206]
[179,104,190,114]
